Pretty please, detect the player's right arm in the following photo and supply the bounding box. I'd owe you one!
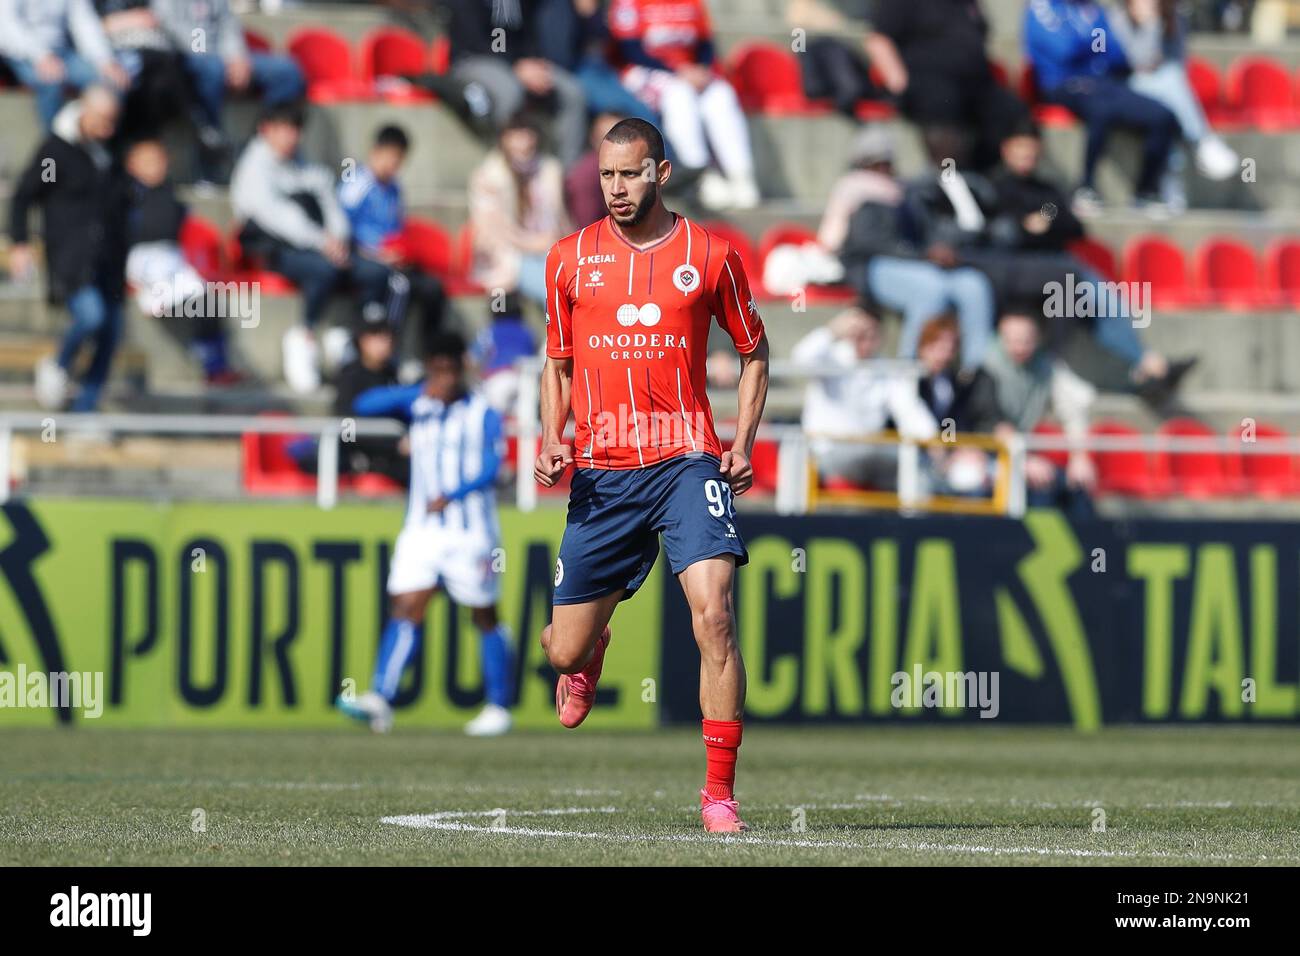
[535,244,575,487]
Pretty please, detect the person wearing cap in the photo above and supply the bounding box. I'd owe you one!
[817,124,995,372]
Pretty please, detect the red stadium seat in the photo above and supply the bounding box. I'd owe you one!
[401,217,482,295]
[700,220,759,281]
[242,417,316,495]
[853,64,897,118]
[1018,63,1075,127]
[1263,238,1300,306]
[1226,56,1297,129]
[756,223,856,302]
[1233,421,1297,497]
[1066,237,1118,282]
[1122,235,1192,307]
[359,27,434,102]
[430,35,451,75]
[450,223,486,295]
[286,27,371,102]
[727,42,824,114]
[1090,420,1165,497]
[244,28,273,53]
[1192,236,1266,308]
[179,215,226,280]
[1185,56,1238,128]
[1156,418,1233,498]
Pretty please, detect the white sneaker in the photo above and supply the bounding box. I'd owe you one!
[319,325,353,375]
[335,689,393,733]
[34,357,69,410]
[282,326,321,393]
[1195,136,1239,181]
[726,174,761,210]
[697,169,733,211]
[464,703,512,737]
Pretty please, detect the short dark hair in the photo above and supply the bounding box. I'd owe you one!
[603,117,666,166]
[259,100,305,129]
[1004,116,1042,142]
[425,330,467,361]
[374,124,410,152]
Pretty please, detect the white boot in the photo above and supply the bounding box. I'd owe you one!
[464,703,513,737]
[1195,136,1239,181]
[726,174,761,210]
[34,357,70,410]
[282,326,321,393]
[697,169,734,211]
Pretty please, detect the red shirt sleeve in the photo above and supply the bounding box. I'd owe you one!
[545,244,574,359]
[712,245,765,355]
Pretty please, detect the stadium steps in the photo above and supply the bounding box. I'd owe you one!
[11,433,242,499]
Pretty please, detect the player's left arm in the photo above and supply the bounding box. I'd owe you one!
[712,246,770,495]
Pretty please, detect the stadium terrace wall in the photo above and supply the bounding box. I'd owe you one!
[0,502,1296,729]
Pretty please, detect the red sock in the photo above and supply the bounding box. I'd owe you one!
[701,719,743,800]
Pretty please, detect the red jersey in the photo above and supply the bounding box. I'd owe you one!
[608,0,712,71]
[545,215,764,471]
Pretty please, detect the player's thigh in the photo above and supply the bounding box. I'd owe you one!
[437,536,501,611]
[677,555,739,645]
[653,454,748,578]
[547,589,623,668]
[386,526,441,597]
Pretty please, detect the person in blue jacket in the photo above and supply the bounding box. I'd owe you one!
[1023,0,1179,214]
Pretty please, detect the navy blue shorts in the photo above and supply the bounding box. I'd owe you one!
[553,452,748,605]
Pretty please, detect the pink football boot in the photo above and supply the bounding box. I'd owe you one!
[555,627,611,728]
[700,789,749,833]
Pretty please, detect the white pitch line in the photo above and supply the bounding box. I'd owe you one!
[378,808,1296,861]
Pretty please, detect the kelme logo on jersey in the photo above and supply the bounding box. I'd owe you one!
[554,557,564,587]
[672,264,700,294]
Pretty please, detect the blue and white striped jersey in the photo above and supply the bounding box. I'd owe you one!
[354,383,504,539]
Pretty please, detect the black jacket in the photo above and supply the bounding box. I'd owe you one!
[9,127,129,301]
[444,0,573,65]
[126,181,187,247]
[987,165,1085,253]
[918,368,1001,434]
[904,169,1013,250]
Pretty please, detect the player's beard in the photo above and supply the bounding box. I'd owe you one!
[611,182,657,227]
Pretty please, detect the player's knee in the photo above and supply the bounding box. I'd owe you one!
[692,603,736,651]
[546,639,590,674]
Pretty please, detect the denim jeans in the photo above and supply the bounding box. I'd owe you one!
[1129,62,1209,144]
[864,257,995,370]
[185,51,306,127]
[6,51,101,127]
[58,281,123,411]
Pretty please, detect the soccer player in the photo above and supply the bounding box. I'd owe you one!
[336,332,514,737]
[534,118,770,833]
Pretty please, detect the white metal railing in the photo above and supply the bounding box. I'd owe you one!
[0,412,405,509]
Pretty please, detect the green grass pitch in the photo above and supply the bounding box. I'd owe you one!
[2,725,1298,866]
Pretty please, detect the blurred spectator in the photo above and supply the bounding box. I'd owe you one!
[1110,0,1239,209]
[608,0,760,210]
[231,101,396,393]
[910,313,1001,493]
[471,292,540,414]
[827,126,994,370]
[792,306,938,488]
[8,87,128,411]
[930,121,1196,398]
[154,0,306,184]
[442,0,588,166]
[468,113,570,305]
[123,139,237,384]
[563,0,662,125]
[865,0,1026,170]
[565,111,623,228]
[1024,0,1179,215]
[93,0,191,142]
[982,310,1096,516]
[338,124,447,354]
[0,0,129,127]
[293,302,410,485]
[786,0,879,118]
